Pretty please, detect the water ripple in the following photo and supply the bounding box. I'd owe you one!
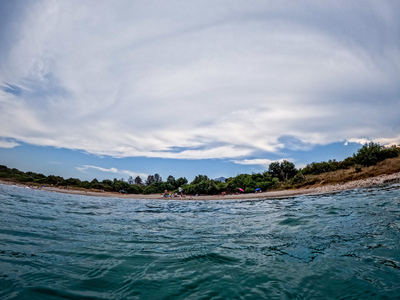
[0,183,399,299]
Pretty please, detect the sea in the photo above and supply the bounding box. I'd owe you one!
[0,183,399,299]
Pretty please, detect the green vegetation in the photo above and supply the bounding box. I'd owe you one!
[1,143,399,195]
[300,143,400,176]
[353,142,399,166]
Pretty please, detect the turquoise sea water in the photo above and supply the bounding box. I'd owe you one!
[0,183,399,299]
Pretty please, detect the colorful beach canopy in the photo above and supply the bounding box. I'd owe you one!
[255,188,261,191]
[238,188,244,192]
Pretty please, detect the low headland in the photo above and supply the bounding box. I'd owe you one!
[1,143,400,200]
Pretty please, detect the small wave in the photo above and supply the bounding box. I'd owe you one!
[279,217,309,226]
[0,249,37,259]
[181,252,240,264]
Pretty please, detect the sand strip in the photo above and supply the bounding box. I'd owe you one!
[1,172,399,201]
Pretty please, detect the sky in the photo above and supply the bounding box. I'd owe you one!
[0,0,399,183]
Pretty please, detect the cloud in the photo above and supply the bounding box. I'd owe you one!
[231,158,291,168]
[345,135,400,147]
[0,1,399,161]
[345,138,371,146]
[0,139,19,149]
[76,165,147,179]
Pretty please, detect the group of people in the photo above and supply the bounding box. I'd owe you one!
[163,189,185,198]
[162,188,263,198]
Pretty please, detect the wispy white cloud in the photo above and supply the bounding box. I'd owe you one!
[0,0,399,161]
[231,158,291,167]
[345,135,400,147]
[0,139,19,149]
[344,138,371,146]
[76,165,147,179]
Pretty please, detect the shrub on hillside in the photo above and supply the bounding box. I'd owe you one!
[354,142,399,167]
[301,161,337,175]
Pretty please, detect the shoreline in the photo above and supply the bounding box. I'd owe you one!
[1,171,399,200]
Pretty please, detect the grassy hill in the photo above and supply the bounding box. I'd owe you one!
[278,156,400,190]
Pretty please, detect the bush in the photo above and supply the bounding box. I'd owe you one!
[381,145,400,160]
[191,175,209,185]
[127,184,143,194]
[292,172,306,184]
[181,179,224,195]
[15,175,34,182]
[60,178,82,186]
[301,144,399,175]
[354,142,399,167]
[143,182,175,194]
[244,187,254,193]
[258,181,275,191]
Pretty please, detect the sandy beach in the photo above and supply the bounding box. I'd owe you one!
[2,171,400,201]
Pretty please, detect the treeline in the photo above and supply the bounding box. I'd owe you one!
[0,160,298,195]
[1,143,399,195]
[0,165,143,194]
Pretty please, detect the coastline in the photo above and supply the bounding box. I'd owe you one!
[1,171,399,201]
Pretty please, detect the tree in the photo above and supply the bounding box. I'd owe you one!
[191,175,209,185]
[183,179,222,195]
[113,180,130,192]
[143,182,174,194]
[280,160,298,180]
[269,160,298,181]
[127,176,134,184]
[47,175,63,185]
[60,178,81,186]
[176,177,188,187]
[354,142,399,167]
[167,175,176,188]
[268,162,281,179]
[134,176,143,185]
[354,142,382,166]
[145,175,155,186]
[154,173,162,183]
[102,179,113,186]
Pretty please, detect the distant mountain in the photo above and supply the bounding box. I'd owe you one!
[214,177,226,182]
